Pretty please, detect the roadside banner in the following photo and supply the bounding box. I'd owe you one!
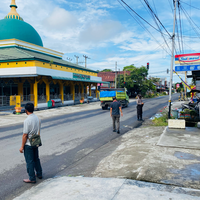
[173,70,192,91]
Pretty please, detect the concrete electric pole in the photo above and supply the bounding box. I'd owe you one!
[83,55,90,68]
[115,62,117,89]
[74,55,79,65]
[168,0,177,119]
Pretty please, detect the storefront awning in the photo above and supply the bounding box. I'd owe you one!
[51,76,110,84]
[0,75,38,78]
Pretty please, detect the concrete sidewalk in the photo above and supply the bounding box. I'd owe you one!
[13,125,200,199]
[7,99,200,199]
[14,177,200,200]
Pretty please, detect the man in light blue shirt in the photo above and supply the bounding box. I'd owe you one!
[19,103,42,183]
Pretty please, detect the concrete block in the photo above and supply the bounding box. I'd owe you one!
[168,119,185,129]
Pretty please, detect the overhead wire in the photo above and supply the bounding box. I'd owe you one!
[117,0,172,55]
[119,0,170,36]
[142,0,172,55]
[180,0,200,11]
[175,1,183,54]
[168,0,174,12]
[178,1,184,53]
[180,4,200,39]
[143,0,172,37]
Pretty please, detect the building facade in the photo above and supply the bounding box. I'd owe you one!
[0,0,107,108]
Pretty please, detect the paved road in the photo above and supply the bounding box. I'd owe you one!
[0,94,179,200]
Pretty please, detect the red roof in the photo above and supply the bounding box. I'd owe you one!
[98,71,130,82]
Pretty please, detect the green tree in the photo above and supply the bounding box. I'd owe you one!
[123,65,136,71]
[117,65,156,96]
[101,69,112,72]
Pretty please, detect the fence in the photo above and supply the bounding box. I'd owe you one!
[23,95,34,103]
[64,94,73,101]
[50,94,62,100]
[38,95,47,103]
[0,96,11,107]
[75,93,82,100]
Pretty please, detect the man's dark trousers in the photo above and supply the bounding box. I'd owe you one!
[137,105,143,120]
[24,145,42,181]
[112,115,120,131]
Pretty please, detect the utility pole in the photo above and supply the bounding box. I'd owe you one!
[74,55,79,65]
[168,0,177,119]
[124,70,127,82]
[83,55,90,68]
[185,71,187,100]
[115,62,117,88]
[118,68,120,88]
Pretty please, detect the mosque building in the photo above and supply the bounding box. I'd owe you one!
[0,0,107,108]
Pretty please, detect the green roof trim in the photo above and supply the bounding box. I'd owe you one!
[0,47,98,73]
[51,76,110,84]
[10,5,17,8]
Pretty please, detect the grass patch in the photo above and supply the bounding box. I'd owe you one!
[152,107,168,126]
[152,116,168,126]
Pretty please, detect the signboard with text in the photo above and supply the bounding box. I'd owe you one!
[175,53,200,72]
[73,73,90,80]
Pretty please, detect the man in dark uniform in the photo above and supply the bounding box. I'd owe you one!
[110,97,123,134]
[137,94,144,121]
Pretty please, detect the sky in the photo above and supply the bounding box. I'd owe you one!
[1,0,200,84]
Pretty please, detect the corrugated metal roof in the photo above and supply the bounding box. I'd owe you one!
[0,47,33,60]
[0,47,97,73]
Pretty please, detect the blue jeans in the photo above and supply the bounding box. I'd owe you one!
[24,145,42,181]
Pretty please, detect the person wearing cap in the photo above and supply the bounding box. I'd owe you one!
[110,97,123,134]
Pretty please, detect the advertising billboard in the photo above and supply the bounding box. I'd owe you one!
[175,53,200,72]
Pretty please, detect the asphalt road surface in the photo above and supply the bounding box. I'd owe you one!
[0,94,179,200]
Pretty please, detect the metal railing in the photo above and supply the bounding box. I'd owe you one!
[0,96,11,107]
[50,94,62,100]
[64,94,73,101]
[38,95,47,103]
[23,95,34,103]
[75,93,82,100]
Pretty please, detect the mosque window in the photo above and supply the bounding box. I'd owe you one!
[25,62,27,64]
[16,63,18,65]
[43,63,45,65]
[7,63,9,65]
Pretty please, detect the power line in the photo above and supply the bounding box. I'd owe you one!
[180,4,200,40]
[178,1,184,53]
[119,0,169,35]
[180,0,200,11]
[117,0,172,55]
[143,0,171,37]
[142,0,172,54]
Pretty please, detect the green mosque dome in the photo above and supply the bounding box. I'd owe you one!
[0,0,43,47]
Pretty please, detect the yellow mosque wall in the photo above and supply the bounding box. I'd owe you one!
[0,60,98,76]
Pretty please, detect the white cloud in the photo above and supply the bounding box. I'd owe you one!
[43,7,78,31]
[79,20,123,44]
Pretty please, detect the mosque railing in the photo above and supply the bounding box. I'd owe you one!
[64,94,73,101]
[22,95,34,103]
[0,96,11,107]
[50,94,62,100]
[38,95,47,103]
[75,93,82,100]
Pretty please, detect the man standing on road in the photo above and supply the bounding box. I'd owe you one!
[137,94,144,121]
[19,103,43,183]
[110,97,123,134]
